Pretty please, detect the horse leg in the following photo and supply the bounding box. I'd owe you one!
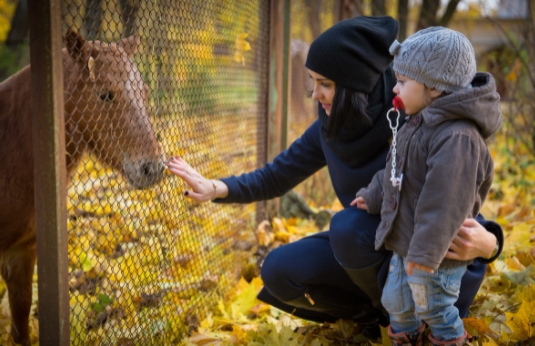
[1,243,36,346]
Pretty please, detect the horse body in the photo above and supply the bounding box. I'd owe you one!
[0,31,164,345]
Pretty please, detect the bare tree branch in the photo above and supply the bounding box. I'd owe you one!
[120,0,140,37]
[305,0,322,39]
[339,0,364,20]
[5,0,29,48]
[398,0,409,41]
[417,0,440,30]
[371,0,385,16]
[84,0,102,40]
[438,0,461,27]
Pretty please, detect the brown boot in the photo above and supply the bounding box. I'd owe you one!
[428,330,473,346]
[388,324,425,346]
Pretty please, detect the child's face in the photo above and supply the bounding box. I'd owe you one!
[308,70,335,115]
[393,73,440,115]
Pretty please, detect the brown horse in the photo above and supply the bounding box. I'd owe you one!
[0,30,165,345]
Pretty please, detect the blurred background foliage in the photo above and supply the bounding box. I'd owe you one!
[0,0,534,344]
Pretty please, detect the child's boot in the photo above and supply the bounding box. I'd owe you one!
[428,330,471,346]
[387,324,425,346]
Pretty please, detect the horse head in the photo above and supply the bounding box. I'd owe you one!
[63,30,165,189]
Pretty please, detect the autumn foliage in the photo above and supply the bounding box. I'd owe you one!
[183,124,535,345]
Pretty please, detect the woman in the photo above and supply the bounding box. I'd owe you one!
[166,16,503,338]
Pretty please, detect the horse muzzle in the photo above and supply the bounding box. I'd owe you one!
[123,158,165,189]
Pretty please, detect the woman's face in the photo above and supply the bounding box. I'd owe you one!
[309,70,335,115]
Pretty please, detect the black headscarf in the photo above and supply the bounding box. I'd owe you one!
[305,15,400,167]
[305,16,399,93]
[318,66,400,167]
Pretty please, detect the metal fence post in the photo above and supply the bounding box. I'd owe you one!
[29,0,70,344]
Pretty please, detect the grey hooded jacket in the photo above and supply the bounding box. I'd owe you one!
[356,72,502,270]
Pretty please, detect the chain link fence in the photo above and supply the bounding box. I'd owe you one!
[0,0,344,344]
[59,1,269,344]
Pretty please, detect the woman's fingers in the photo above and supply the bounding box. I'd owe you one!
[165,156,214,202]
[183,189,204,202]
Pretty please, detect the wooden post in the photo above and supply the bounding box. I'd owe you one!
[28,0,70,344]
[267,0,291,215]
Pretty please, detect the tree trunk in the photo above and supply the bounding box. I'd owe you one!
[1,0,30,81]
[120,0,140,37]
[305,0,322,39]
[338,0,364,20]
[84,0,103,40]
[6,0,29,48]
[417,0,440,30]
[438,0,461,27]
[397,0,409,41]
[371,0,385,16]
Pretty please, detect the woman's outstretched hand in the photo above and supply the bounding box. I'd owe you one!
[165,157,228,202]
[445,218,497,261]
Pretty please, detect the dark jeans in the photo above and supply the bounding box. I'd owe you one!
[258,208,487,323]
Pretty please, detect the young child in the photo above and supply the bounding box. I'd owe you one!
[351,27,502,345]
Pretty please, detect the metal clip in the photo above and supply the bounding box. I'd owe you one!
[390,173,403,191]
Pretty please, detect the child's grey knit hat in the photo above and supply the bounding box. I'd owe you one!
[389,27,476,92]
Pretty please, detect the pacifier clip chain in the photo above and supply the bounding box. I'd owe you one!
[387,96,404,191]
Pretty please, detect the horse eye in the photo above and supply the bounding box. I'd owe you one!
[99,90,115,102]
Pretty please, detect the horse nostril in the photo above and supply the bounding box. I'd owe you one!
[140,162,153,177]
[134,160,165,188]
[140,161,165,178]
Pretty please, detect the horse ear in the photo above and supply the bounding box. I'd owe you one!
[118,35,140,56]
[65,29,91,64]
[88,56,96,82]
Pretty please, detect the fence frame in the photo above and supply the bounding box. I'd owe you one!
[29,0,291,344]
[266,0,291,216]
[29,0,70,344]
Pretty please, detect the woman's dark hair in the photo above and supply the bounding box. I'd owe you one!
[326,85,372,139]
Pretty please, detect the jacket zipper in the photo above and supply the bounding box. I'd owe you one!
[304,293,315,305]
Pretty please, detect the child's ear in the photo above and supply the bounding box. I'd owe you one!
[429,88,443,99]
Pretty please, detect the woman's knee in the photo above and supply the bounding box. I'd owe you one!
[330,208,379,246]
[260,247,288,289]
[329,208,382,268]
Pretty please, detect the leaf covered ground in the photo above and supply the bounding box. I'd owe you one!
[183,126,535,345]
[0,122,532,345]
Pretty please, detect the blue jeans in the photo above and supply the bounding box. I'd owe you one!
[381,253,467,341]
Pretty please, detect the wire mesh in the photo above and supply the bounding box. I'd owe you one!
[58,0,269,344]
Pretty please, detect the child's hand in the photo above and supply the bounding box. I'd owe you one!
[407,261,434,276]
[350,196,368,210]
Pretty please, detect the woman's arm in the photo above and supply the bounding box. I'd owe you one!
[166,120,327,204]
[444,217,503,263]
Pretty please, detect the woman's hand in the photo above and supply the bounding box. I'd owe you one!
[350,196,368,210]
[165,157,228,202]
[445,218,497,261]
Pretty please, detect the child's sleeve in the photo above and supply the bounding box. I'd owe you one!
[355,169,384,214]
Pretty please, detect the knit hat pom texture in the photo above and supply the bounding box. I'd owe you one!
[391,27,476,92]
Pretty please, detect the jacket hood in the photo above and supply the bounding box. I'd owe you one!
[421,72,502,139]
